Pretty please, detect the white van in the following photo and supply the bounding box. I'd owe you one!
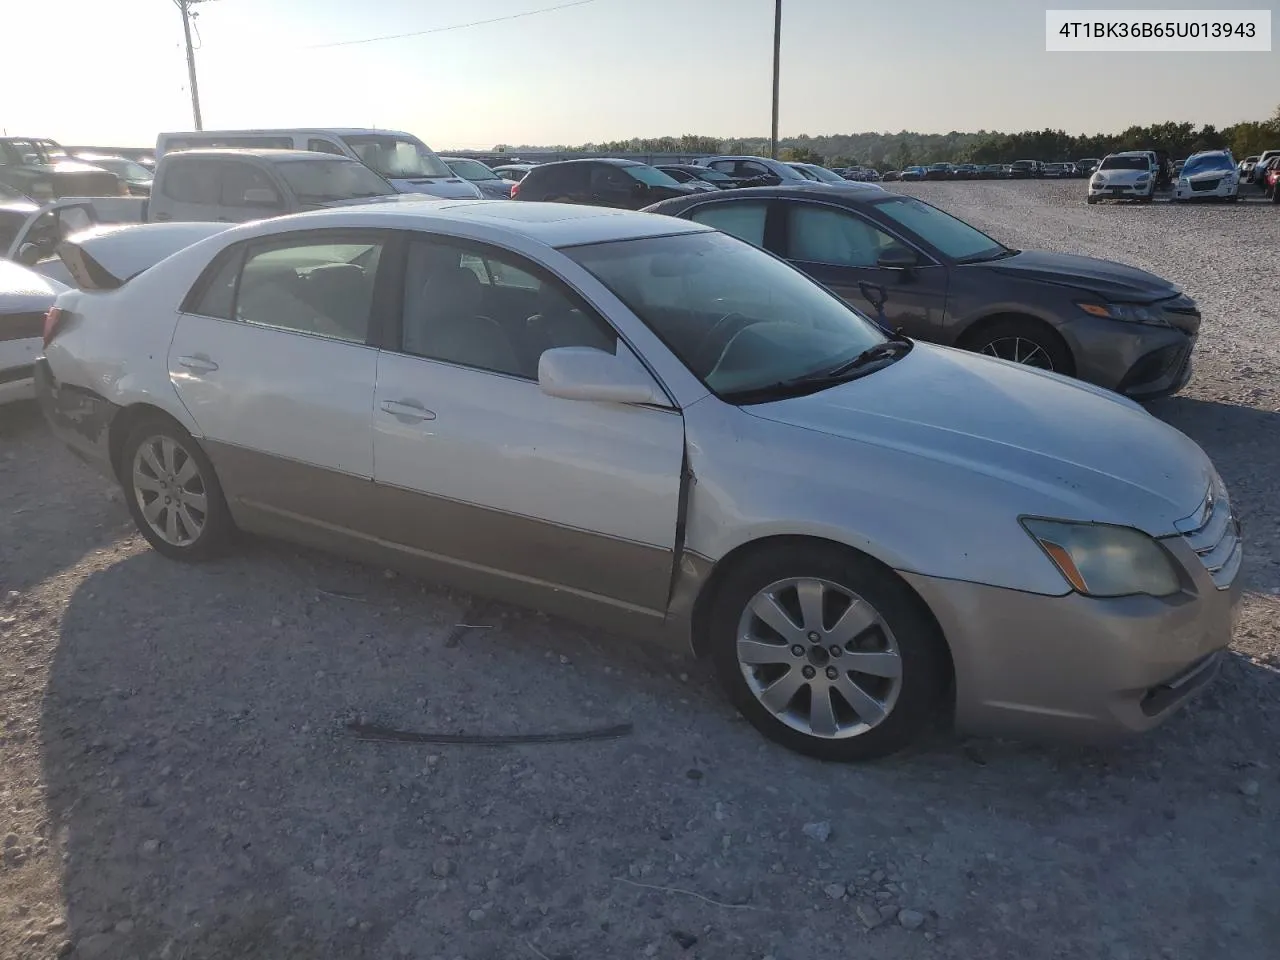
[153,128,481,200]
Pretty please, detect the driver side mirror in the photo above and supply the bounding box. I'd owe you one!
[538,346,670,407]
[17,242,43,266]
[877,246,919,271]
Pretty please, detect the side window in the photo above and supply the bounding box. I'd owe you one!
[234,238,382,342]
[689,201,768,248]
[787,204,910,268]
[737,161,769,178]
[708,160,735,173]
[185,248,243,319]
[219,162,277,206]
[161,158,220,204]
[307,138,346,156]
[590,165,631,191]
[400,238,617,379]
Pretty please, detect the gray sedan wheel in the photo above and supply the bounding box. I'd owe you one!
[966,318,1072,375]
[709,544,949,761]
[120,415,233,561]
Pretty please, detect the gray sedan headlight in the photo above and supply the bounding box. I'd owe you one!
[1021,519,1181,598]
[1076,301,1167,325]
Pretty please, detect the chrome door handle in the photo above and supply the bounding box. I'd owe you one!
[177,355,219,373]
[381,399,436,421]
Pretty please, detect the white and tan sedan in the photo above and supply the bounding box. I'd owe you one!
[38,201,1241,760]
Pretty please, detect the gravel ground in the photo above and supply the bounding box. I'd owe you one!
[2,181,1279,960]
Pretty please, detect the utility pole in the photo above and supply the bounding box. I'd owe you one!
[770,0,782,159]
[175,0,211,130]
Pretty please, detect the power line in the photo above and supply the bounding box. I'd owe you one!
[308,0,601,49]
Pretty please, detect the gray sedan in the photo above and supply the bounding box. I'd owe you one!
[38,202,1239,761]
[645,184,1200,399]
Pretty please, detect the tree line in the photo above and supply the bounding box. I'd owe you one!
[504,106,1280,169]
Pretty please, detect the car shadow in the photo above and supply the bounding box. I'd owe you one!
[39,539,1280,958]
[0,401,135,595]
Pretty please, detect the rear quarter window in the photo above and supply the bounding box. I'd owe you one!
[160,158,221,204]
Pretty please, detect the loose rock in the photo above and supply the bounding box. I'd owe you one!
[898,909,926,931]
[802,821,831,843]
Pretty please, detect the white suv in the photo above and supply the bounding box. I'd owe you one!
[1087,152,1156,203]
[1173,151,1239,202]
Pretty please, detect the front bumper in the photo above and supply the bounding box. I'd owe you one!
[1060,311,1197,399]
[903,534,1242,741]
[1173,179,1238,200]
[34,358,119,478]
[1088,180,1152,199]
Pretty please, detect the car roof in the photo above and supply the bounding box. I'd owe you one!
[238,198,710,248]
[645,183,890,212]
[162,149,355,163]
[528,158,642,169]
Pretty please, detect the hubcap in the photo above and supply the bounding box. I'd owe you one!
[979,336,1054,370]
[131,435,208,547]
[735,577,903,740]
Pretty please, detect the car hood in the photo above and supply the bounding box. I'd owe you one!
[1183,168,1232,181]
[743,343,1211,535]
[971,248,1177,301]
[0,258,66,311]
[389,177,483,199]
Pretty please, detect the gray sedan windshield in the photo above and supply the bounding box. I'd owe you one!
[871,195,1005,262]
[566,231,887,396]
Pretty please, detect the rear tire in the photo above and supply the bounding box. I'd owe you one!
[707,544,948,761]
[120,415,234,562]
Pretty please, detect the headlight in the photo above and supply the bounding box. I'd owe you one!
[1077,301,1167,325]
[1178,177,1189,184]
[1021,519,1181,598]
[1136,174,1151,182]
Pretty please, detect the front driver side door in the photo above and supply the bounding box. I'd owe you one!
[779,201,949,340]
[371,234,686,628]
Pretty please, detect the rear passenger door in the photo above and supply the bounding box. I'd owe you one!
[168,229,393,527]
[371,234,685,617]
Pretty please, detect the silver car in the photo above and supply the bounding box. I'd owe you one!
[37,202,1241,760]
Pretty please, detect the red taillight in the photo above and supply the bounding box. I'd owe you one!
[43,307,64,349]
[509,180,520,199]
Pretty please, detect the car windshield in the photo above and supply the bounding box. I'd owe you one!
[341,134,452,179]
[623,165,682,188]
[445,158,499,181]
[1012,161,1034,169]
[800,165,847,184]
[1182,154,1235,176]
[1100,155,1149,171]
[791,165,821,181]
[276,159,395,203]
[870,195,1006,262]
[566,231,888,399]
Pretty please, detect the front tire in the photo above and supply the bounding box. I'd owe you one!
[966,317,1072,373]
[121,415,234,562]
[707,544,949,761]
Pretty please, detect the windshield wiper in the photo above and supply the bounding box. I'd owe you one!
[721,340,913,404]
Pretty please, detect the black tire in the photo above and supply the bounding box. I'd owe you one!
[120,414,234,562]
[963,317,1072,374]
[707,544,949,761]
[1086,195,1098,205]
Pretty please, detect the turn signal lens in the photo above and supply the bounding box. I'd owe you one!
[42,307,64,348]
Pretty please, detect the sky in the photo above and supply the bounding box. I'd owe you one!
[3,0,1276,149]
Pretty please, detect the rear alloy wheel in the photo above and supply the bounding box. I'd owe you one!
[969,319,1071,373]
[122,417,233,561]
[708,545,948,761]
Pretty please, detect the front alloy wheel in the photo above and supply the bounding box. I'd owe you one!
[708,545,948,761]
[736,577,903,739]
[980,336,1055,370]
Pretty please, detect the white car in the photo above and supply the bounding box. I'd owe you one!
[1087,152,1156,203]
[35,201,1240,760]
[0,259,65,404]
[1172,151,1239,202]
